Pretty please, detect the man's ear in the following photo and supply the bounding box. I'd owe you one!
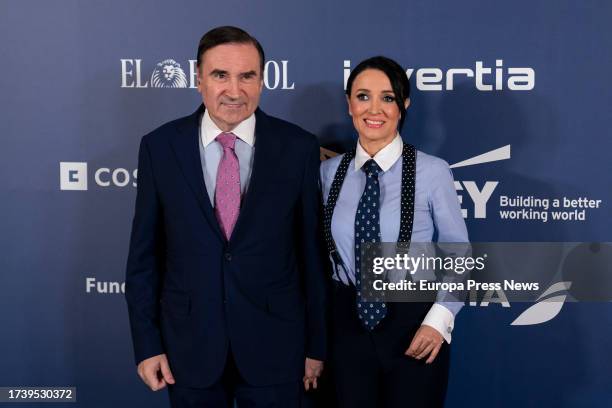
[196,68,202,90]
[404,98,411,110]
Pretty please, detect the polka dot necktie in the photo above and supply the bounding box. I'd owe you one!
[214,132,240,241]
[355,159,386,330]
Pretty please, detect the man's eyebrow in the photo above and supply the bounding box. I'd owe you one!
[209,69,228,76]
[240,70,257,77]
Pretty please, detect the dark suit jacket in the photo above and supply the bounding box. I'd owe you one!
[125,105,327,387]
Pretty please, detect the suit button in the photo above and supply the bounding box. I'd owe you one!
[224,252,232,261]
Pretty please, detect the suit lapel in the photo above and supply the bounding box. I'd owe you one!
[229,109,281,244]
[169,105,224,242]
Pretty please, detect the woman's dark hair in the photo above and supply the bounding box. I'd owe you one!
[345,56,410,131]
[197,26,265,75]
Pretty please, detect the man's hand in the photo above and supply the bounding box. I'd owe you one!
[405,325,444,364]
[303,358,324,391]
[137,354,176,391]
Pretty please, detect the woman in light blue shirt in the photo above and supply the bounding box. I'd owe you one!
[320,56,468,408]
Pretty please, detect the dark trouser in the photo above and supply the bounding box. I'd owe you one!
[330,282,450,408]
[168,348,302,408]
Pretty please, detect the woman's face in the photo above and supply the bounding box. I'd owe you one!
[347,68,408,145]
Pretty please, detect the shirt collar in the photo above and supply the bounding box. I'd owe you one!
[200,108,256,147]
[354,133,403,172]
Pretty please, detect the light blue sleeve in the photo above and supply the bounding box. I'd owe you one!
[427,158,469,317]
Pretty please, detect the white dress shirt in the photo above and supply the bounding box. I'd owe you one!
[320,134,469,343]
[199,109,256,204]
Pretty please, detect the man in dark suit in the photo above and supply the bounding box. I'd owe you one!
[125,26,327,407]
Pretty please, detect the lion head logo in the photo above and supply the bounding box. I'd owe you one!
[150,59,188,88]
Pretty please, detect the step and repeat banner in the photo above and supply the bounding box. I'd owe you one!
[1,1,611,406]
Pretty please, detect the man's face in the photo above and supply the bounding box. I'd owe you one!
[197,43,263,132]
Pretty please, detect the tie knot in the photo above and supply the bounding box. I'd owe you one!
[362,159,382,177]
[216,132,237,150]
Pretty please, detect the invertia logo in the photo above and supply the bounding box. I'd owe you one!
[343,59,535,91]
[121,58,294,90]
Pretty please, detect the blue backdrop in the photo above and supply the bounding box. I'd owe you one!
[1,0,611,406]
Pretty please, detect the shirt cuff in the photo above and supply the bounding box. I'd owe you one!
[422,303,455,344]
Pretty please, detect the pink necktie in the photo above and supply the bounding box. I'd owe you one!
[214,132,241,240]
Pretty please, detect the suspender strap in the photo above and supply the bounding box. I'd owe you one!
[324,143,418,283]
[323,149,356,285]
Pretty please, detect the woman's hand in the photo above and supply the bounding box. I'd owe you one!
[405,325,444,364]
